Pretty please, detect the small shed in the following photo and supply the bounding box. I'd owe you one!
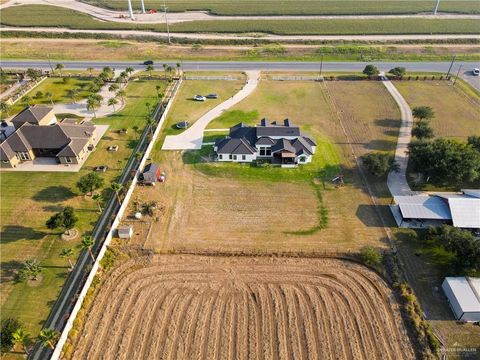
[140,163,161,185]
[117,225,133,239]
[442,277,480,322]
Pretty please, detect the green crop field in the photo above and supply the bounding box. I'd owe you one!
[2,5,480,35]
[82,0,480,15]
[0,78,166,355]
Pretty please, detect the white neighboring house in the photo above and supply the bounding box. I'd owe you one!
[213,119,316,167]
[442,277,480,322]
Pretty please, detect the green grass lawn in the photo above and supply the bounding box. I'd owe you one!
[2,5,480,35]
[82,0,480,15]
[0,79,166,349]
[0,77,97,120]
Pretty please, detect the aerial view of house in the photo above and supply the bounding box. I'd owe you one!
[0,105,97,168]
[214,119,316,166]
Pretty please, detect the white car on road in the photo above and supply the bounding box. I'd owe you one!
[473,68,480,76]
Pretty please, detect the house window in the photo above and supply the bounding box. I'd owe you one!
[260,147,266,156]
[299,156,306,163]
[229,154,233,160]
[233,155,237,160]
[266,149,271,156]
[242,155,246,160]
[17,152,30,161]
[219,154,223,160]
[66,157,73,164]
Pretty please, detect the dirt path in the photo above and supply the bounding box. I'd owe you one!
[162,70,259,150]
[72,255,415,360]
[2,0,479,23]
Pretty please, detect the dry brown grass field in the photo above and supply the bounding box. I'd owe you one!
[72,254,415,360]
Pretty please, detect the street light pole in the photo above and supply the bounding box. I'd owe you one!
[163,0,171,44]
[127,0,135,20]
[140,0,146,14]
[433,0,440,14]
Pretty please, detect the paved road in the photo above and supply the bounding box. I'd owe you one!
[2,0,479,24]
[3,26,480,43]
[162,71,259,150]
[2,60,479,90]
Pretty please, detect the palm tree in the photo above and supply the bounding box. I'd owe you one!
[86,66,94,76]
[157,92,164,101]
[155,84,162,97]
[12,328,31,356]
[125,66,134,75]
[0,102,10,116]
[38,328,59,350]
[110,182,123,203]
[176,62,181,76]
[66,89,79,103]
[21,96,32,107]
[162,63,168,80]
[55,63,64,76]
[146,64,154,78]
[92,193,103,213]
[45,91,54,106]
[81,236,95,262]
[60,248,74,270]
[108,98,118,112]
[145,101,151,114]
[86,97,100,118]
[146,114,155,135]
[116,89,126,102]
[108,83,119,93]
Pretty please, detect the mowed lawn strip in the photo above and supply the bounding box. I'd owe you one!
[82,0,480,15]
[0,79,166,338]
[2,5,480,35]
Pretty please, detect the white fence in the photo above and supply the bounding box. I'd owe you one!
[271,76,322,81]
[50,78,182,360]
[185,75,239,81]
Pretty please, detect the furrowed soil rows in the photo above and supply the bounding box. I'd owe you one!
[72,255,415,360]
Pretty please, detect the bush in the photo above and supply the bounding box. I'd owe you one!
[363,64,380,77]
[389,67,406,77]
[361,152,399,177]
[411,121,434,139]
[0,318,22,354]
[360,246,382,266]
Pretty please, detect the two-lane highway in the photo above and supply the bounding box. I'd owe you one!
[1,60,479,90]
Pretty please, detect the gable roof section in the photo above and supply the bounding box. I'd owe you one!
[462,189,480,199]
[448,198,480,229]
[0,141,15,160]
[56,138,90,157]
[11,105,53,125]
[20,123,70,149]
[292,137,313,156]
[216,137,256,155]
[4,128,31,152]
[271,138,296,154]
[256,125,300,138]
[255,137,275,146]
[394,195,452,220]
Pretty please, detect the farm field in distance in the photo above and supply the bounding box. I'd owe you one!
[2,5,480,35]
[82,0,480,15]
[70,255,416,360]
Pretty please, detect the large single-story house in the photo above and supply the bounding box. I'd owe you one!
[214,119,316,167]
[442,277,480,322]
[0,106,97,168]
[390,189,480,229]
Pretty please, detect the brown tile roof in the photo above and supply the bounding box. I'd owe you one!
[11,105,53,126]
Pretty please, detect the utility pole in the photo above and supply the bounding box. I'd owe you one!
[446,55,456,77]
[46,53,54,73]
[163,0,171,44]
[453,65,462,86]
[140,0,146,14]
[433,0,441,14]
[319,54,324,80]
[127,0,135,20]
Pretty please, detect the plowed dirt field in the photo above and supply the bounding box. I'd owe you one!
[72,255,415,360]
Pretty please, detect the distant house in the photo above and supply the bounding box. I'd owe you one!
[442,277,480,322]
[214,119,316,167]
[0,106,97,168]
[11,105,57,128]
[139,163,161,185]
[390,189,480,229]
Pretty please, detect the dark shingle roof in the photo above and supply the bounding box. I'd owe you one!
[56,138,90,157]
[271,138,296,154]
[20,123,70,149]
[256,124,300,137]
[4,129,31,152]
[0,141,15,160]
[11,105,53,126]
[142,163,159,182]
[255,137,275,146]
[216,137,256,155]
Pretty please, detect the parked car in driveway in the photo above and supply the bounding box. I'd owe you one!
[206,94,219,99]
[94,165,108,172]
[193,95,206,101]
[473,68,480,76]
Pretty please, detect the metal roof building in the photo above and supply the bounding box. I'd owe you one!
[442,277,480,322]
[392,190,480,229]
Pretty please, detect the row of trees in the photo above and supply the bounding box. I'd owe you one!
[362,64,406,78]
[1,317,60,355]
